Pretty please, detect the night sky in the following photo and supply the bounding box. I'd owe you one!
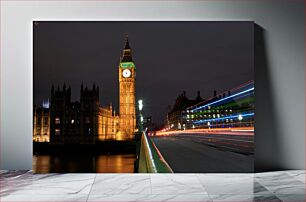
[34,21,254,124]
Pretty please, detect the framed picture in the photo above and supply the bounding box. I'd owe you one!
[33,21,254,173]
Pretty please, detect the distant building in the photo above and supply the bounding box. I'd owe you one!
[167,91,203,130]
[186,81,254,130]
[165,81,255,131]
[142,116,154,131]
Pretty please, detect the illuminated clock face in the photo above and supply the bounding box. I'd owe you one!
[122,69,131,78]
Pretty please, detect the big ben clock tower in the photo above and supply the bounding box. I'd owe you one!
[118,35,136,140]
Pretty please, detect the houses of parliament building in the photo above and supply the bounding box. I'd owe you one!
[33,36,136,144]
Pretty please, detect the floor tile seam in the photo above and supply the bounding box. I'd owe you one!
[86,174,97,202]
[272,193,306,202]
[93,175,151,195]
[193,174,212,199]
[256,179,306,190]
[197,174,255,195]
[148,174,153,195]
[86,193,218,196]
[210,194,283,202]
[1,194,90,202]
[254,180,279,196]
[254,180,282,196]
[255,175,305,185]
[256,180,306,196]
[86,193,214,201]
[254,190,280,198]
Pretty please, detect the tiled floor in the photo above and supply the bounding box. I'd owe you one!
[0,170,305,201]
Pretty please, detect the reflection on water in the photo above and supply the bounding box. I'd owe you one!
[33,154,136,173]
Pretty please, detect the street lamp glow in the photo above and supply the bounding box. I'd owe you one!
[138,99,143,111]
[238,114,243,121]
[138,99,144,132]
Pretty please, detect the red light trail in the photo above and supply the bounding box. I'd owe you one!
[155,127,254,136]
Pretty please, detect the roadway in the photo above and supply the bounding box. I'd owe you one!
[151,133,254,173]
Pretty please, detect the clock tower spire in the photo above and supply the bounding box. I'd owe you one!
[118,35,136,140]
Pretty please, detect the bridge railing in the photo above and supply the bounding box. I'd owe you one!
[136,131,173,173]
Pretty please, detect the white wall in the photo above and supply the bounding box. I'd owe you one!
[1,0,304,170]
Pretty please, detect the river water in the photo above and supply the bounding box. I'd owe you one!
[33,154,136,173]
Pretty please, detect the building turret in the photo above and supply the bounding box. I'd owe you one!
[121,35,134,63]
[196,91,202,102]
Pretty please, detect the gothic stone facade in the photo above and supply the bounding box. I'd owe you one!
[46,84,119,144]
[33,107,50,142]
[34,36,136,143]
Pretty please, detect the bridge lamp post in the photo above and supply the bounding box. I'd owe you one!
[238,114,243,127]
[138,99,144,132]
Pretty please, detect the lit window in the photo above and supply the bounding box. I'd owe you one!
[55,117,60,124]
[55,129,60,135]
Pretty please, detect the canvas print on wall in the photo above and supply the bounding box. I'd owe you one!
[33,21,254,173]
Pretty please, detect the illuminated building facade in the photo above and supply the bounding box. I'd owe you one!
[98,105,120,141]
[48,84,120,144]
[185,81,254,130]
[118,36,136,140]
[167,91,203,130]
[33,106,50,142]
[34,36,136,143]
